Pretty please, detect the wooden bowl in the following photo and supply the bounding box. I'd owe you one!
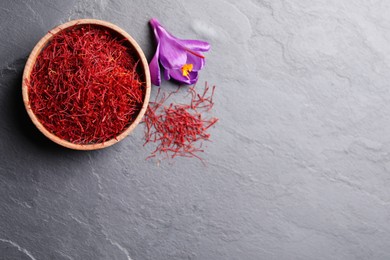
[22,19,151,150]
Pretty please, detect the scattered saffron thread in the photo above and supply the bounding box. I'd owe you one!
[143,82,218,162]
[27,25,145,144]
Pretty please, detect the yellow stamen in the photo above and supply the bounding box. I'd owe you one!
[181,63,193,77]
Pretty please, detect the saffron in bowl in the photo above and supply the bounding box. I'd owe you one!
[22,19,151,150]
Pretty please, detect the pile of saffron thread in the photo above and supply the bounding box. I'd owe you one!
[144,83,218,161]
[27,25,144,144]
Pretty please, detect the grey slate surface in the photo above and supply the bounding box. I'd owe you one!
[1,0,390,259]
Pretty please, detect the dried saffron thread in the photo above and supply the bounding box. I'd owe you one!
[27,25,145,144]
[143,82,218,161]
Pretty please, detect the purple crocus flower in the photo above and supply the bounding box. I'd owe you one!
[149,18,211,86]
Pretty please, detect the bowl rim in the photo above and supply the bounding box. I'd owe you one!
[22,18,151,150]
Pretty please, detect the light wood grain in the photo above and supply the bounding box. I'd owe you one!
[22,19,151,150]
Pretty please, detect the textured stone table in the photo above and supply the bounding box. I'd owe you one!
[1,0,390,259]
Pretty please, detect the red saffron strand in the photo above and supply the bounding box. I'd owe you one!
[27,25,145,144]
[143,82,218,161]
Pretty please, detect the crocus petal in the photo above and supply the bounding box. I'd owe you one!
[163,68,171,81]
[151,19,210,52]
[149,44,161,86]
[169,69,199,85]
[149,23,161,86]
[149,18,161,30]
[187,71,199,84]
[186,52,205,71]
[177,39,211,52]
[155,25,187,69]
